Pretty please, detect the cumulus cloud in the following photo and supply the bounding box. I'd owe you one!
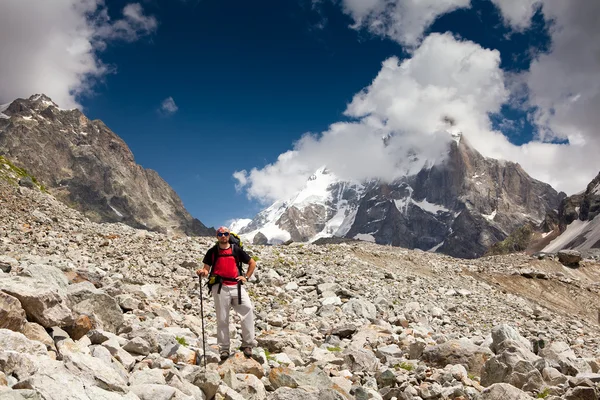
[0,0,157,109]
[159,97,178,115]
[489,0,600,190]
[489,0,541,30]
[236,30,600,204]
[235,33,509,203]
[339,0,471,47]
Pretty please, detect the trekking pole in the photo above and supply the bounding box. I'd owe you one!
[199,275,207,368]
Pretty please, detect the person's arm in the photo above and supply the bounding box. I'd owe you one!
[244,258,256,280]
[196,249,213,277]
[196,263,211,277]
[236,249,256,282]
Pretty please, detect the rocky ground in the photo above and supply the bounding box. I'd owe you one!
[1,178,600,400]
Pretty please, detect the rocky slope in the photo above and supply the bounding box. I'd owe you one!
[2,170,600,399]
[0,94,213,236]
[541,172,600,255]
[239,134,560,259]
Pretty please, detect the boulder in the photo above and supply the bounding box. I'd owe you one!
[422,339,494,375]
[217,353,265,379]
[557,250,582,267]
[0,277,73,328]
[0,292,27,332]
[67,284,123,333]
[253,232,269,245]
[480,383,534,399]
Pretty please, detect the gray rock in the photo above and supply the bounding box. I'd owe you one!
[253,232,269,245]
[490,324,532,353]
[123,337,151,356]
[268,387,316,400]
[557,250,582,267]
[480,383,533,399]
[564,386,598,400]
[129,384,176,400]
[0,256,17,273]
[341,298,377,320]
[0,388,43,399]
[0,277,73,328]
[422,338,494,374]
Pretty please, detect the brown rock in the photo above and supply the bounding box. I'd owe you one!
[0,291,27,332]
[21,322,55,350]
[217,352,265,379]
[64,315,93,340]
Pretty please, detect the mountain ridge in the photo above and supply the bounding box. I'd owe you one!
[237,133,561,258]
[0,94,214,237]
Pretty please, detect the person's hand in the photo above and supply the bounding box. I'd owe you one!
[236,275,247,283]
[196,269,208,277]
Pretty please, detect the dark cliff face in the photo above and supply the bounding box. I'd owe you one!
[344,137,561,258]
[0,95,214,236]
[555,172,600,230]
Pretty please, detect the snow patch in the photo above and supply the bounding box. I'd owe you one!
[449,128,462,144]
[394,198,410,214]
[482,210,497,221]
[22,116,32,120]
[109,204,123,218]
[412,199,450,214]
[541,231,554,238]
[0,113,9,119]
[229,218,252,232]
[0,103,10,114]
[79,131,88,136]
[542,216,600,252]
[428,241,444,252]
[290,167,336,209]
[395,196,449,215]
[354,233,376,242]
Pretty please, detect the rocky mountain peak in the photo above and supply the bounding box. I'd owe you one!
[0,94,213,236]
[240,133,560,258]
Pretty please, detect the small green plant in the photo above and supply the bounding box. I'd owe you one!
[467,373,477,381]
[327,346,342,352]
[537,388,550,399]
[264,349,275,362]
[395,362,414,371]
[252,255,260,262]
[175,336,188,346]
[0,155,47,192]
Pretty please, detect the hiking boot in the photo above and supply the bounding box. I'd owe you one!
[241,346,252,358]
[220,351,230,361]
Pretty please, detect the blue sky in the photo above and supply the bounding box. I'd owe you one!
[2,0,600,229]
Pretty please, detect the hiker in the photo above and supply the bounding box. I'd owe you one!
[196,226,257,360]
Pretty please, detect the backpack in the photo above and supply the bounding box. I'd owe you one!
[207,232,246,303]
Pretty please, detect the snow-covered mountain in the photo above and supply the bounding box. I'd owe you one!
[238,133,561,259]
[542,171,600,254]
[238,167,367,244]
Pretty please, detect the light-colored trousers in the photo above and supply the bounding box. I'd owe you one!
[211,284,255,352]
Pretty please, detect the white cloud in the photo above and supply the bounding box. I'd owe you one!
[159,97,178,115]
[339,0,471,47]
[236,31,600,204]
[490,0,600,191]
[489,0,541,30]
[235,33,509,203]
[0,0,157,109]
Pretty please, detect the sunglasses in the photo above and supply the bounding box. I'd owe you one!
[217,232,230,237]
